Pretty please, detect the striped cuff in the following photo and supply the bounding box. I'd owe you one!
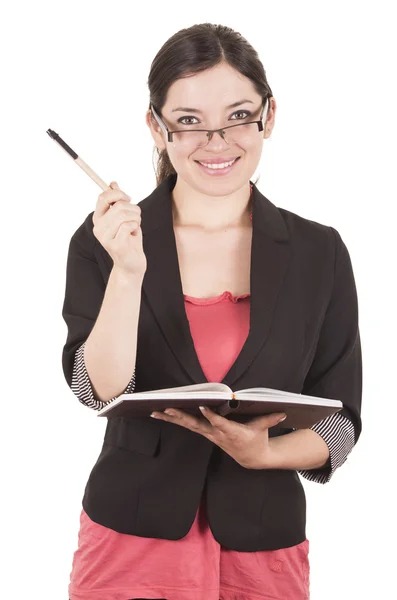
[71,341,136,410]
[298,412,355,484]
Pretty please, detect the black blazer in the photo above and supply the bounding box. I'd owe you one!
[62,173,362,551]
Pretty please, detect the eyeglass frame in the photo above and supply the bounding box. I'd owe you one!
[150,97,269,144]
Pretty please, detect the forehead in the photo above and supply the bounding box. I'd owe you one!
[164,63,260,110]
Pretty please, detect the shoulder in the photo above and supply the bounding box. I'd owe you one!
[279,205,334,241]
[67,211,97,257]
[276,205,343,264]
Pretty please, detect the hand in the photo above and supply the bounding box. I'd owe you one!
[92,181,147,276]
[151,406,287,470]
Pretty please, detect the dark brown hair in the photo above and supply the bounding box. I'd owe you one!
[147,23,274,186]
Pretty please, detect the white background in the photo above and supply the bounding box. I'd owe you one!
[1,1,396,598]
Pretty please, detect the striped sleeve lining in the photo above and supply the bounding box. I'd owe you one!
[298,412,355,484]
[71,341,136,411]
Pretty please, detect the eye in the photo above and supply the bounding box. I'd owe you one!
[177,116,200,126]
[230,110,251,120]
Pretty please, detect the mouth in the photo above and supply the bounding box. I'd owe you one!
[194,157,241,176]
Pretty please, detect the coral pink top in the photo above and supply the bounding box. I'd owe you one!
[68,291,310,600]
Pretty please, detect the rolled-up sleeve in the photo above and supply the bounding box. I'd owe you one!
[298,412,355,483]
[298,226,362,484]
[72,341,136,410]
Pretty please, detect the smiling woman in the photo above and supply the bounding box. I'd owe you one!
[63,21,361,600]
[147,60,275,217]
[150,96,268,177]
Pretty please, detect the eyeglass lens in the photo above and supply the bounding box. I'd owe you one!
[172,122,260,148]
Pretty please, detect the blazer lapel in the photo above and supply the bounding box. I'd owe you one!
[139,174,292,389]
[224,198,291,388]
[140,176,207,384]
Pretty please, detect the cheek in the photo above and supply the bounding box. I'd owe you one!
[247,141,265,168]
[170,144,187,160]
[165,145,192,173]
[243,138,264,156]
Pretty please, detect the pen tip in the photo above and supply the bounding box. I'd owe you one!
[47,128,57,139]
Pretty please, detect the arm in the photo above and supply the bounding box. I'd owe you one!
[267,227,362,482]
[298,412,355,483]
[71,340,136,410]
[62,221,144,405]
[267,412,355,483]
[83,266,144,402]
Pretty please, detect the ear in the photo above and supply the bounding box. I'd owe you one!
[146,109,167,151]
[263,96,277,139]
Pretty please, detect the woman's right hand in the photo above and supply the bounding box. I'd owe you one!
[92,181,147,277]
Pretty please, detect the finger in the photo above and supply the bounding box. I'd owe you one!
[248,412,287,429]
[198,406,241,434]
[103,202,141,226]
[100,203,141,242]
[109,201,141,215]
[95,190,132,222]
[116,220,142,243]
[100,183,131,204]
[152,408,212,436]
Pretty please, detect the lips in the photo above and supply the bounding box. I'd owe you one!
[195,156,241,175]
[195,157,240,165]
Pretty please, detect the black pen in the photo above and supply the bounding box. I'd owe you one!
[47,129,111,192]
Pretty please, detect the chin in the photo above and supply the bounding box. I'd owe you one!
[191,178,241,197]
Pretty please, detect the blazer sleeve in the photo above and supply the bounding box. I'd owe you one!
[298,411,355,483]
[71,341,136,410]
[298,226,362,482]
[61,220,136,408]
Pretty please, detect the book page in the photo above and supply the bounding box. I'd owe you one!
[234,388,342,407]
[135,382,232,395]
[235,387,299,397]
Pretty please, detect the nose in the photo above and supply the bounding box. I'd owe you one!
[204,129,230,149]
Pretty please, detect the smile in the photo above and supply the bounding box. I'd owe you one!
[195,157,240,175]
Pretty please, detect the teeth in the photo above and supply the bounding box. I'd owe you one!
[199,159,236,169]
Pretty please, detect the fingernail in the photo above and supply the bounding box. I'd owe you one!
[279,415,287,422]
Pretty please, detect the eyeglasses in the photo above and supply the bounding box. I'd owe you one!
[150,98,269,149]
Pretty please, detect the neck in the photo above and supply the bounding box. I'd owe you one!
[171,178,253,231]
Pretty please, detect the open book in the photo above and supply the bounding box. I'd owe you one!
[97,382,343,429]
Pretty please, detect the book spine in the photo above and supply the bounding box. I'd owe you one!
[216,400,240,417]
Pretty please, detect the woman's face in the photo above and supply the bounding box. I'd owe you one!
[147,62,276,197]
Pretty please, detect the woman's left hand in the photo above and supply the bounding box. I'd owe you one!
[150,406,287,470]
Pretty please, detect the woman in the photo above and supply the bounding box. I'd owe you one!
[62,22,362,600]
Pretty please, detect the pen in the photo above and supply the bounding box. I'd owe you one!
[46,129,111,192]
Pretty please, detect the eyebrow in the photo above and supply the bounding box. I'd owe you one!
[171,99,255,113]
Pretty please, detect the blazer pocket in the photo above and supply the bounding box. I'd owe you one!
[104,416,161,456]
